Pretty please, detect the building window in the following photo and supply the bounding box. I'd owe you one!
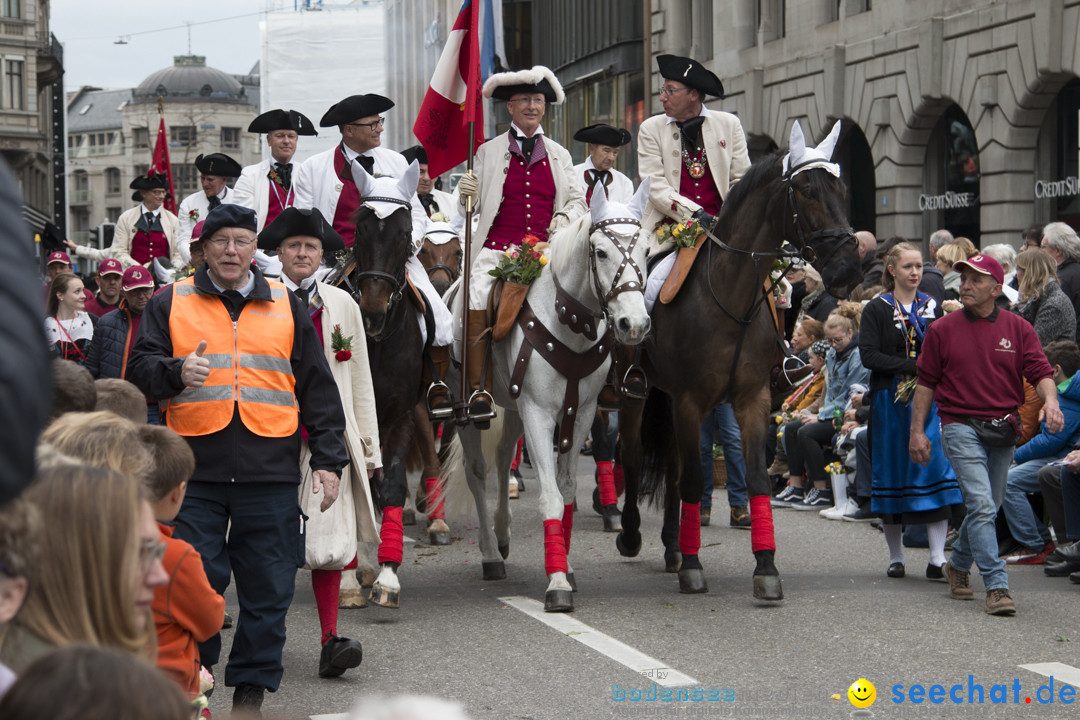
[133,164,149,178]
[756,0,785,43]
[3,0,20,19]
[221,127,241,150]
[5,59,24,110]
[133,128,150,148]
[106,206,122,222]
[105,167,121,195]
[174,163,199,196]
[170,125,196,147]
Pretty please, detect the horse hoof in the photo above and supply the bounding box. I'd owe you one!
[402,508,416,526]
[482,561,506,581]
[592,487,603,516]
[664,549,682,573]
[753,574,784,602]
[567,572,578,592]
[339,588,367,609]
[369,584,400,609]
[498,543,510,560]
[602,508,622,533]
[616,531,641,557]
[358,568,377,588]
[428,529,451,546]
[544,589,574,612]
[678,568,708,594]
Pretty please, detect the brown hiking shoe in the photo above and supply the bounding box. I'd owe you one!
[945,561,973,600]
[985,588,1016,616]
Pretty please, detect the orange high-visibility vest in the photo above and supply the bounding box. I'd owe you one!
[164,276,299,437]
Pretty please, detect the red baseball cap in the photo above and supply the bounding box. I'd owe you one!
[121,265,154,291]
[954,254,1004,285]
[98,258,123,276]
[47,251,71,266]
[190,220,205,242]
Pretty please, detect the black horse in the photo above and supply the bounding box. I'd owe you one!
[617,121,864,601]
[340,163,425,608]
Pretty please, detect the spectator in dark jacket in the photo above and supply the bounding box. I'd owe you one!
[919,228,951,303]
[1041,222,1080,340]
[1013,249,1076,345]
[798,265,838,323]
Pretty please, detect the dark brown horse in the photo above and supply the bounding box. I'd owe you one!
[339,163,426,608]
[617,121,863,601]
[418,225,462,297]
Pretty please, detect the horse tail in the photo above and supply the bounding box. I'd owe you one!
[638,388,675,507]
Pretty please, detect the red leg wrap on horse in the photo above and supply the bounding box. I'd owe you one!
[749,495,776,552]
[344,554,358,571]
[423,476,445,520]
[562,503,574,552]
[613,463,625,497]
[596,461,617,506]
[377,506,404,565]
[311,569,340,644]
[543,519,568,574]
[679,501,701,556]
[511,435,524,471]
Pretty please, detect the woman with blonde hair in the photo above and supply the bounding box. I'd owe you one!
[0,466,168,674]
[1014,248,1076,345]
[936,243,968,301]
[797,265,838,323]
[39,411,154,481]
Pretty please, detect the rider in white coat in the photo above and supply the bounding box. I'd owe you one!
[233,109,318,233]
[176,153,241,264]
[293,93,456,419]
[572,123,635,205]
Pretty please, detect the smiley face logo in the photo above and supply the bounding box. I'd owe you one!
[848,678,876,708]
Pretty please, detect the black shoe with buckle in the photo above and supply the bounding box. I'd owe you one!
[319,635,363,678]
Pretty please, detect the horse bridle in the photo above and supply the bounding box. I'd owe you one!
[351,195,412,313]
[588,216,645,317]
[782,158,857,268]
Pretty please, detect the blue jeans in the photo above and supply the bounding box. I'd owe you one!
[940,422,1015,591]
[700,404,747,508]
[1002,457,1056,551]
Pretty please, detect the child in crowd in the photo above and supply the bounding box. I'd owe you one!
[94,377,148,424]
[139,425,225,700]
[0,497,40,699]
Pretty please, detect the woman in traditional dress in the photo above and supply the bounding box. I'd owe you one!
[859,242,963,579]
[44,272,94,365]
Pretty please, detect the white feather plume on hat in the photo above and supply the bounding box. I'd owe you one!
[482,65,565,104]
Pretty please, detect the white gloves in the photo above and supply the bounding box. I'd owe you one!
[457,174,479,205]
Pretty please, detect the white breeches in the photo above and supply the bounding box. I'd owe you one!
[467,247,506,310]
[407,254,454,347]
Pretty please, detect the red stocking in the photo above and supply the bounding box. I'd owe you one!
[377,506,404,565]
[543,519,568,574]
[311,569,340,644]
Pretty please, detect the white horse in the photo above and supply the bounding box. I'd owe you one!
[452,178,652,612]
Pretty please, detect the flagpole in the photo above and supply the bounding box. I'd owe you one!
[454,121,476,426]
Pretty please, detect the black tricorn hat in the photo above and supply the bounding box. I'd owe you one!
[656,54,725,98]
[130,173,168,201]
[320,94,395,128]
[248,109,318,136]
[257,207,344,253]
[195,153,242,178]
[573,124,632,148]
[401,144,428,165]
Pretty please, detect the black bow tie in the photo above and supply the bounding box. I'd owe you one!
[273,163,292,189]
[676,116,705,151]
[208,195,222,210]
[144,211,156,228]
[586,169,612,190]
[512,131,537,163]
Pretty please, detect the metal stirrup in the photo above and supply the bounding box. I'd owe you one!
[426,380,455,420]
[466,388,497,422]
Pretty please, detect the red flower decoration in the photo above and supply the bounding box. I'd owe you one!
[335,349,352,362]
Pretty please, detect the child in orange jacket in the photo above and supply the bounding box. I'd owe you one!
[140,425,225,698]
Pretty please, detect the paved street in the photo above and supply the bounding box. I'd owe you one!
[206,453,1080,720]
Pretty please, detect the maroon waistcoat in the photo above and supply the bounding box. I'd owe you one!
[131,228,169,265]
[679,155,723,216]
[486,151,556,251]
[332,149,362,249]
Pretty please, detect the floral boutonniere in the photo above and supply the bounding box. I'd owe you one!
[429,211,447,223]
[188,208,200,222]
[268,167,286,188]
[331,324,353,362]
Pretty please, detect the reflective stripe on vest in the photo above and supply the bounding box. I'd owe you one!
[164,276,299,437]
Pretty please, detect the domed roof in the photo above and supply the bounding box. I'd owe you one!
[132,55,247,105]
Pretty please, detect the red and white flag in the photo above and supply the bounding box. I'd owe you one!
[150,117,177,214]
[412,0,484,178]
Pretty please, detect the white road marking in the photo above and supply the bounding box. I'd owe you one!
[499,595,699,687]
[309,715,348,720]
[1019,662,1080,688]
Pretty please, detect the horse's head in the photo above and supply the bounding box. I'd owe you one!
[417,221,461,297]
[350,160,419,339]
[587,176,652,345]
[781,120,862,298]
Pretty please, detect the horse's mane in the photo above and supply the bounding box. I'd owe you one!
[719,150,783,220]
[546,211,593,271]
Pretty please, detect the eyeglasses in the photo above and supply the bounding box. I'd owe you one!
[205,236,256,249]
[658,86,689,97]
[509,97,545,107]
[826,335,848,347]
[138,539,167,574]
[348,117,385,130]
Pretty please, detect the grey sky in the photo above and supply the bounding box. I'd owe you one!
[51,0,281,93]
